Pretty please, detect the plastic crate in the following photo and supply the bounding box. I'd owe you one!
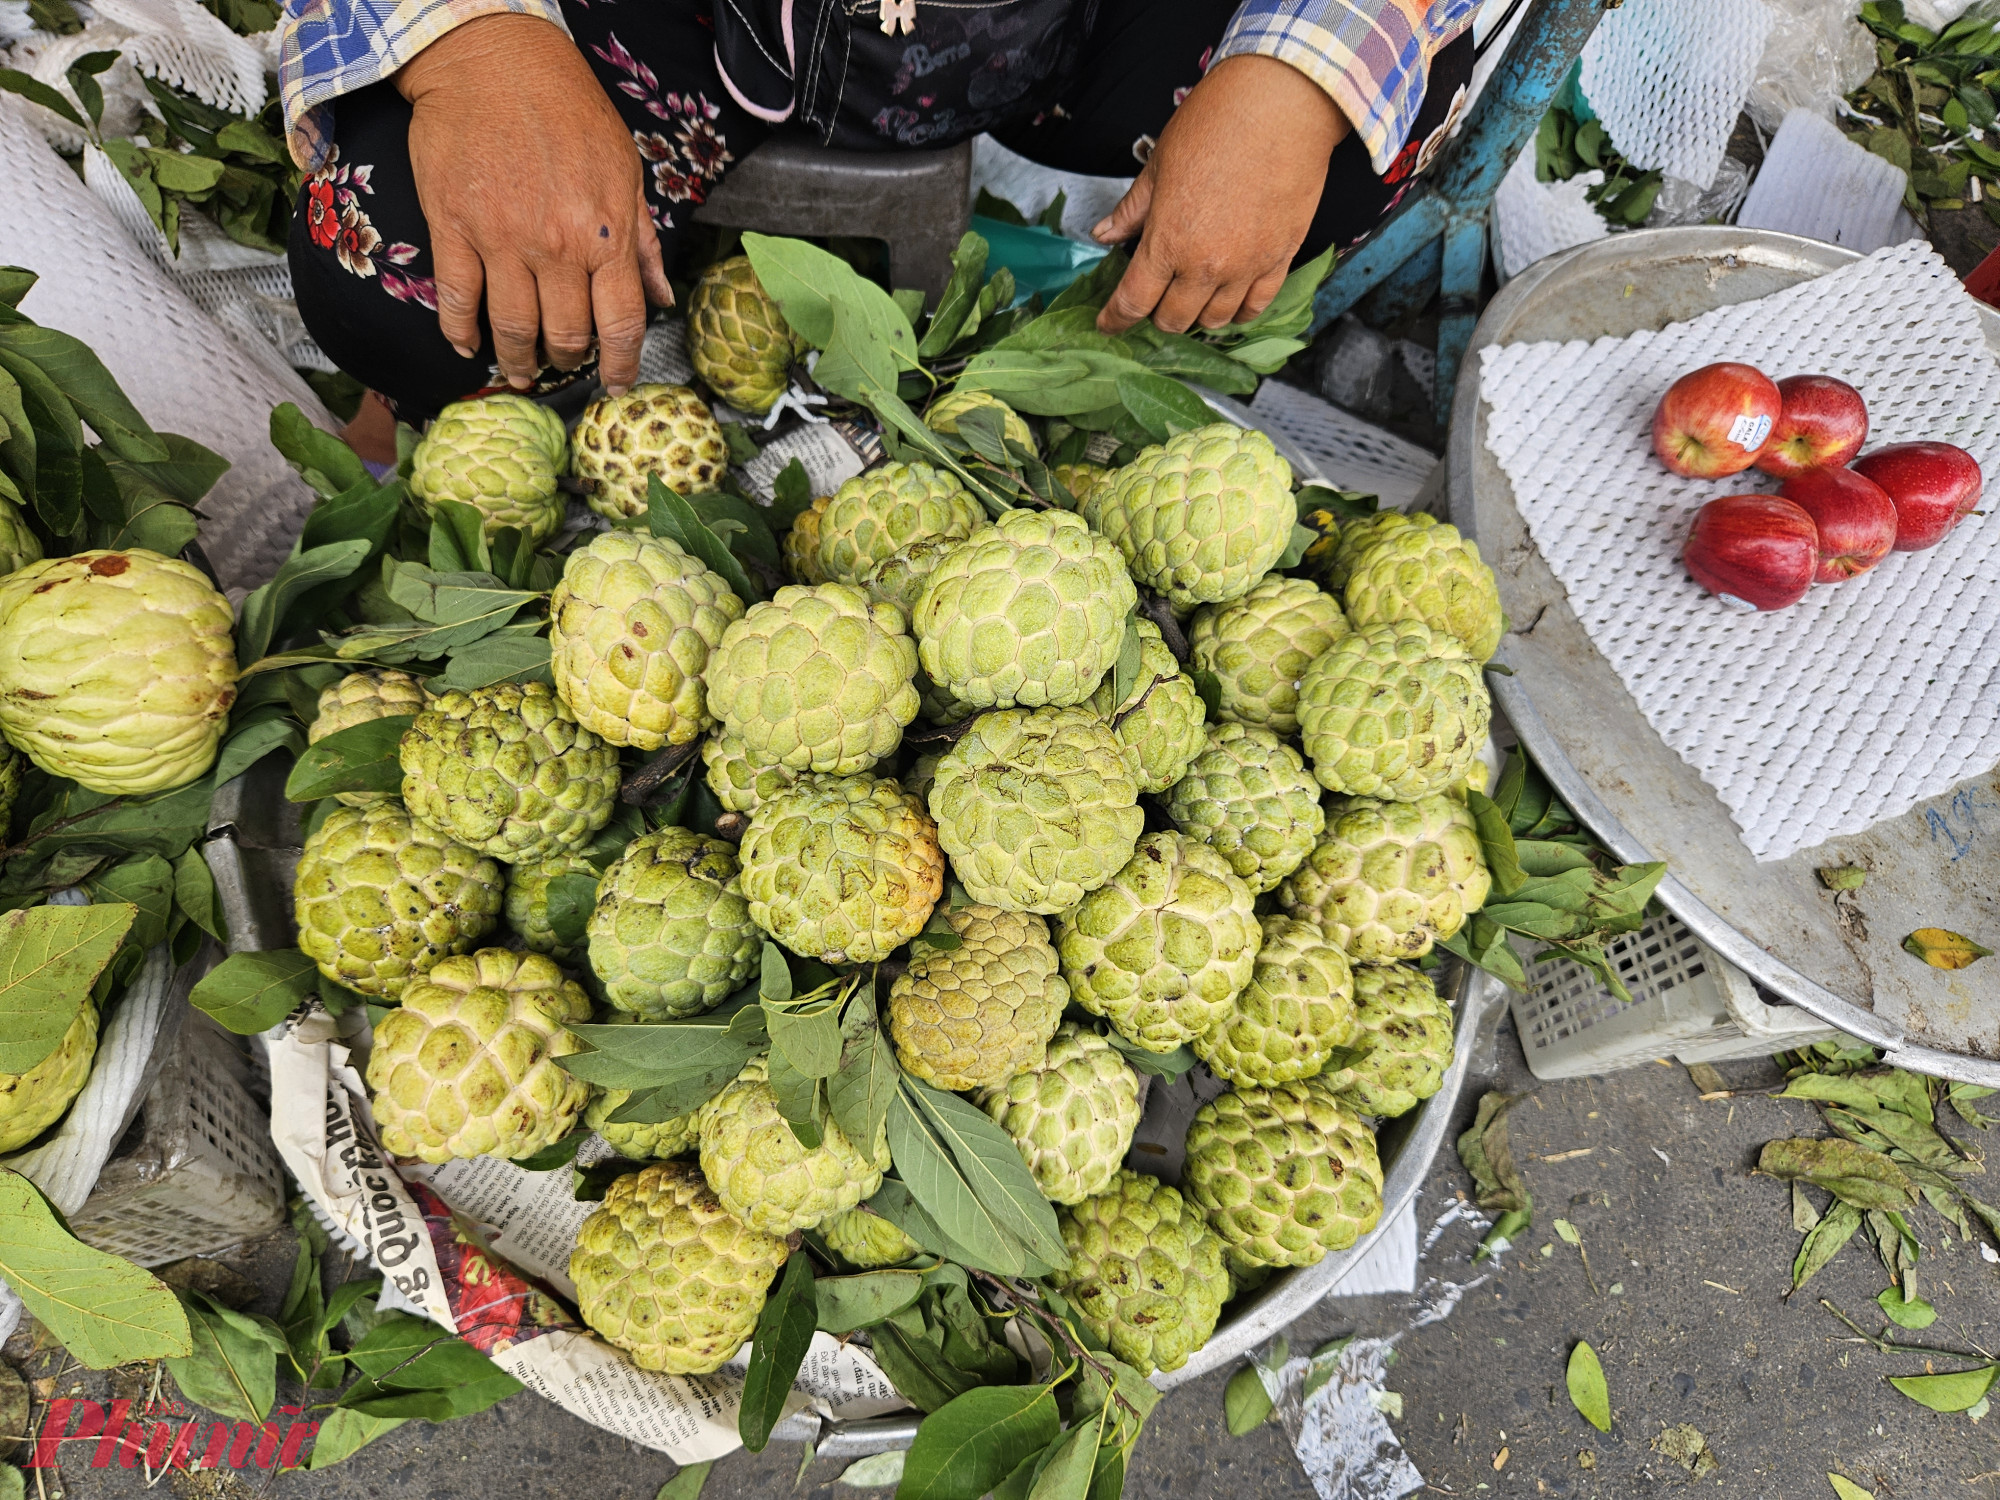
[1511,909,1840,1079]
[64,1011,289,1267]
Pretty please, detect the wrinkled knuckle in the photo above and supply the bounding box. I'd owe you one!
[488,316,540,346]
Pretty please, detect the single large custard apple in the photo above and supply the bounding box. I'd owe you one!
[1083,424,1294,609]
[784,498,830,585]
[1278,794,1491,962]
[364,948,590,1162]
[1343,516,1504,662]
[1192,914,1356,1086]
[311,669,433,807]
[409,394,568,544]
[0,497,43,575]
[973,1021,1141,1205]
[573,384,730,524]
[1296,621,1489,802]
[1307,508,1428,595]
[570,1160,790,1373]
[1328,964,1455,1118]
[1182,1080,1384,1270]
[504,851,599,963]
[550,530,744,749]
[929,708,1143,914]
[588,826,760,1019]
[1058,832,1261,1053]
[887,903,1068,1090]
[821,1205,924,1268]
[706,583,919,775]
[913,508,1136,711]
[699,1059,890,1235]
[1190,576,1351,736]
[1052,1170,1228,1376]
[0,549,236,795]
[586,1086,701,1160]
[687,255,799,415]
[0,1000,97,1154]
[739,773,942,963]
[700,727,799,816]
[815,462,984,587]
[925,390,1036,453]
[1162,723,1324,895]
[1087,618,1205,794]
[400,682,620,863]
[294,802,503,997]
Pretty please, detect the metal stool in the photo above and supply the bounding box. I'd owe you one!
[694,138,973,303]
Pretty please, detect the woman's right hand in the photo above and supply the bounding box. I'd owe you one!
[397,13,671,395]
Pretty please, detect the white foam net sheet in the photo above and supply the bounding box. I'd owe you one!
[1247,381,1439,512]
[1478,241,2000,864]
[1580,0,1772,189]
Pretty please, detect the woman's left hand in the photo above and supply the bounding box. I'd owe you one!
[1094,54,1349,335]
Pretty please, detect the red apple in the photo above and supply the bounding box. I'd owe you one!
[1779,467,1897,581]
[1652,362,1782,478]
[1850,441,1984,551]
[1752,374,1869,478]
[1684,494,1819,611]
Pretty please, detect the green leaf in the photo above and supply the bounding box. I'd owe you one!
[1225,1364,1275,1435]
[237,539,375,665]
[541,872,598,949]
[0,1170,191,1367]
[1793,1201,1863,1291]
[1877,1286,1937,1329]
[84,853,174,954]
[344,1311,522,1396]
[896,1385,1061,1500]
[0,69,85,130]
[1758,1138,1915,1211]
[815,1269,926,1334]
[190,949,318,1034]
[269,401,369,499]
[428,499,492,574]
[1113,369,1213,441]
[306,1406,407,1469]
[1464,790,1527,898]
[767,1044,825,1149]
[906,1081,1067,1268]
[0,267,34,309]
[0,901,136,1073]
[559,1012,762,1094]
[0,324,166,463]
[284,715,413,802]
[838,1451,907,1488]
[886,1090,1033,1277]
[1476,1207,1532,1263]
[1212,245,1336,346]
[437,627,553,690]
[740,1252,817,1451]
[1828,1476,1876,1500]
[1566,1340,1611,1432]
[1889,1363,1999,1412]
[173,847,227,943]
[762,997,842,1083]
[1027,1421,1098,1500]
[164,1290,285,1423]
[920,234,991,358]
[1108,613,1143,718]
[646,476,759,604]
[1102,1031,1196,1079]
[658,1462,715,1500]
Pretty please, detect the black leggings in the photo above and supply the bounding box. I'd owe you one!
[290,2,1474,419]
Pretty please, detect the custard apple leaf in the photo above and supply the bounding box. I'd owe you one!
[1436,916,1527,992]
[899,1385,1060,1500]
[1209,244,1334,347]
[743,233,915,366]
[173,848,224,943]
[236,539,375,663]
[646,476,761,604]
[435,627,552,691]
[992,307,1129,358]
[771,458,814,526]
[164,1288,285,1423]
[829,995,898,1155]
[0,902,133,1072]
[886,1090,1041,1278]
[892,288,927,329]
[1103,1033,1196,1080]
[919,232,990,358]
[686,491,780,567]
[948,403,1011,466]
[284,716,413,802]
[819,299,918,415]
[1277,522,1315,570]
[510,1130,588,1171]
[1043,250,1129,318]
[767,998,842,1080]
[907,1080,1067,1268]
[211,712,304,792]
[741,1252,817,1452]
[561,1011,762,1091]
[1514,839,1597,879]
[1464,790,1528,898]
[1115,368,1212,441]
[0,323,166,463]
[759,942,793,1002]
[543,873,598,948]
[721,421,760,465]
[85,852,173,954]
[427,499,491,575]
[814,1268,925,1335]
[1295,483,1378,524]
[1127,324,1259,396]
[1225,337,1308,375]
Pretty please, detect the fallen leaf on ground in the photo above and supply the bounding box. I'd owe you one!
[1566,1341,1610,1433]
[1902,928,1992,970]
[1652,1423,1718,1476]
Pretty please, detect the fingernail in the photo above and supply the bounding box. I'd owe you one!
[451,343,476,359]
[1091,219,1112,239]
[605,382,630,398]
[508,375,532,390]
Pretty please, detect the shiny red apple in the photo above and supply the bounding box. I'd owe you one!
[1753,374,1868,478]
[1684,494,1819,611]
[1850,441,1984,551]
[1652,362,1782,478]
[1779,467,1897,581]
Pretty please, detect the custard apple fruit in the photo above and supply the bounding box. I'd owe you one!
[1182,1079,1384,1269]
[1191,914,1356,1086]
[913,508,1136,710]
[1082,424,1293,609]
[924,389,1036,453]
[1052,1170,1228,1375]
[573,384,730,524]
[1343,516,1504,662]
[1190,576,1351,736]
[784,497,830,585]
[1088,618,1205,794]
[1051,462,1112,511]
[0,496,43,575]
[1327,964,1455,1118]
[1307,508,1429,595]
[887,903,1068,1090]
[588,826,761,1019]
[310,669,433,806]
[294,802,504,997]
[821,1206,924,1268]
[699,1059,891,1234]
[706,583,919,775]
[972,1021,1141,1206]
[1296,621,1489,801]
[409,394,567,544]
[860,536,957,618]
[570,1160,790,1373]
[1162,723,1324,895]
[815,462,983,587]
[739,772,942,963]
[0,1000,97,1154]
[586,1086,701,1160]
[504,852,599,962]
[364,948,591,1162]
[550,530,744,749]
[688,255,799,415]
[700,727,798,816]
[1058,831,1261,1053]
[401,682,620,862]
[0,549,236,795]
[1278,794,1491,962]
[929,707,1143,914]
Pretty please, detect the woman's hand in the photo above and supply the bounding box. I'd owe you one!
[398,13,671,393]
[1094,54,1349,336]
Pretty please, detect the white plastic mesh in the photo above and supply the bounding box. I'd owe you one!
[1478,241,2000,864]
[0,95,328,590]
[1490,142,1609,283]
[1579,0,1773,189]
[1736,108,1922,256]
[1247,380,1439,511]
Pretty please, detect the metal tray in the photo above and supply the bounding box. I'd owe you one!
[1449,225,2000,1086]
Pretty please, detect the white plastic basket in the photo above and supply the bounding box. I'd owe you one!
[1511,908,1840,1078]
